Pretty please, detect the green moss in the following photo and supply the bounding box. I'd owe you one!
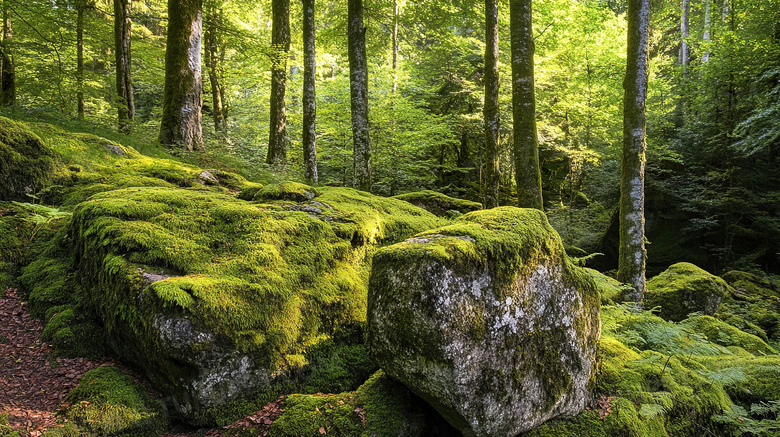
[61,366,167,437]
[584,268,635,304]
[40,306,108,358]
[645,263,732,322]
[267,371,423,437]
[255,181,321,202]
[695,355,780,406]
[0,117,56,201]
[680,316,776,356]
[716,270,780,349]
[393,190,482,217]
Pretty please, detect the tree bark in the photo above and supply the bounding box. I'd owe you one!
[680,0,689,71]
[267,0,290,167]
[392,0,399,94]
[349,0,371,191]
[205,5,227,132]
[159,0,203,151]
[115,0,134,133]
[510,0,543,210]
[302,0,318,183]
[702,0,711,63]
[77,0,85,120]
[483,0,500,209]
[1,0,15,107]
[618,0,650,303]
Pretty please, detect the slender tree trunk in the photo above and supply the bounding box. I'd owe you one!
[115,0,134,133]
[267,0,290,167]
[349,0,371,191]
[77,1,85,120]
[702,0,711,63]
[1,0,15,107]
[680,0,689,71]
[302,0,318,183]
[205,5,227,132]
[483,0,500,209]
[618,0,650,302]
[159,0,203,151]
[392,0,399,94]
[510,0,543,210]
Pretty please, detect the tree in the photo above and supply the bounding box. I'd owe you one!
[115,0,134,133]
[159,0,203,151]
[483,0,500,208]
[267,0,290,167]
[302,0,318,182]
[510,0,543,210]
[77,0,85,120]
[204,3,227,133]
[618,0,650,302]
[1,0,14,107]
[349,0,371,191]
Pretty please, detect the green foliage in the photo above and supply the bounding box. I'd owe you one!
[0,413,22,437]
[392,190,482,217]
[0,117,56,201]
[58,366,167,437]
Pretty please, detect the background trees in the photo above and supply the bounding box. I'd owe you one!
[1,0,778,276]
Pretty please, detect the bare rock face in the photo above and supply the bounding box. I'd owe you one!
[368,207,601,437]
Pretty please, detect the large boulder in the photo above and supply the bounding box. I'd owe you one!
[645,262,732,321]
[367,207,601,437]
[21,183,447,423]
[0,117,56,201]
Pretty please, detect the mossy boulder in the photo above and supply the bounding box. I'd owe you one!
[0,117,56,201]
[583,268,635,305]
[59,366,167,436]
[367,207,601,437]
[715,270,780,348]
[645,263,732,322]
[30,185,444,422]
[393,190,482,217]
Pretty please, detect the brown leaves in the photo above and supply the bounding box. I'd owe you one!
[354,406,366,427]
[585,394,614,419]
[224,395,286,437]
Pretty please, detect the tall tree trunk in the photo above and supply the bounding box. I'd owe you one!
[1,0,14,107]
[483,0,500,209]
[159,0,203,151]
[77,1,85,120]
[702,0,711,63]
[680,0,690,71]
[618,0,650,303]
[115,0,134,133]
[510,0,543,210]
[348,0,371,191]
[392,0,399,94]
[267,0,290,167]
[302,0,318,183]
[205,5,227,132]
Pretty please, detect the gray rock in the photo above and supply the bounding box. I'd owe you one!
[368,207,601,437]
[103,143,127,156]
[197,170,220,185]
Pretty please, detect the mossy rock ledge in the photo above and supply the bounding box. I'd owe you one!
[645,262,732,322]
[33,183,445,423]
[367,207,601,437]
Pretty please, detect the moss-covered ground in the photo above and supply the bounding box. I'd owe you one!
[3,116,780,436]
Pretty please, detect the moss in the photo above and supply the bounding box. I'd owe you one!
[645,263,732,322]
[267,370,423,437]
[584,268,635,305]
[61,366,167,437]
[0,413,22,437]
[40,306,108,358]
[679,315,776,356]
[0,117,56,201]
[393,190,482,217]
[716,270,780,349]
[695,355,780,406]
[255,181,321,202]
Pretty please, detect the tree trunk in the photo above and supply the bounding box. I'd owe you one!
[302,0,318,183]
[115,0,134,133]
[483,0,500,209]
[702,0,711,63]
[1,0,14,107]
[159,0,203,151]
[205,5,227,132]
[510,0,543,210]
[267,0,290,167]
[392,0,399,94]
[348,0,371,191]
[77,1,85,120]
[680,0,689,71]
[618,0,650,303]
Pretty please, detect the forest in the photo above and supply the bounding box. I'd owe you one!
[0,0,779,435]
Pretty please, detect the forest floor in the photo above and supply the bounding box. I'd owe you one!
[0,287,231,437]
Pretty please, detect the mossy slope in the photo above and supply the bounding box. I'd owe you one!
[392,190,482,217]
[645,262,732,321]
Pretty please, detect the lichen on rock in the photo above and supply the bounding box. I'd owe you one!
[367,207,601,436]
